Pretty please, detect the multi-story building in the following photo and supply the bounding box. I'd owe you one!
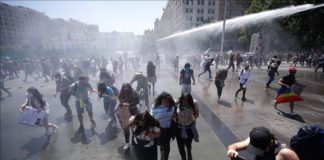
[0,2,50,50]
[0,2,139,53]
[155,0,251,39]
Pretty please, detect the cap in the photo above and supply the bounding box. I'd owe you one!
[136,70,143,75]
[247,127,274,156]
[288,67,297,73]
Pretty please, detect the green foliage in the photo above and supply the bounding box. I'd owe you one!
[239,0,324,50]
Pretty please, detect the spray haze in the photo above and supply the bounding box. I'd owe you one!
[158,4,324,41]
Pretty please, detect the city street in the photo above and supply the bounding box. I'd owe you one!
[1,61,323,160]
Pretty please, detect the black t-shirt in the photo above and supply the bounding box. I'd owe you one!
[281,74,295,88]
[180,69,193,85]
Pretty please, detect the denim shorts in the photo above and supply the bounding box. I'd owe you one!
[75,99,92,114]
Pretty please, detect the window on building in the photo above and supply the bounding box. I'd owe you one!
[190,8,193,13]
[197,0,200,5]
[197,9,200,13]
[186,0,189,5]
[208,0,211,5]
[212,9,215,14]
[186,8,189,13]
[201,9,204,13]
[212,0,215,5]
[197,17,200,21]
[189,16,192,21]
[201,0,204,5]
[200,17,203,21]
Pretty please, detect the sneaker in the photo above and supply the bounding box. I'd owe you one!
[217,98,221,103]
[265,85,270,88]
[64,112,72,121]
[91,120,96,128]
[123,143,131,150]
[78,125,85,133]
[242,98,247,101]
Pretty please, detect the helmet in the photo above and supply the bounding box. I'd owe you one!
[288,67,297,73]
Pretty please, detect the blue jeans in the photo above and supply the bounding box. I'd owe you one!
[104,100,117,123]
[266,73,275,86]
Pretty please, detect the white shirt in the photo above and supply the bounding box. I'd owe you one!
[238,69,251,85]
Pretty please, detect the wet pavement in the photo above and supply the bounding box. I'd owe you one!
[1,61,323,160]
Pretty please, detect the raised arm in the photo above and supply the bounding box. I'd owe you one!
[227,138,250,158]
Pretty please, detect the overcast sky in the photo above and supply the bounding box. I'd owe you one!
[3,1,167,35]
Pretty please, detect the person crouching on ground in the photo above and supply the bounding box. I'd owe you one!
[129,111,161,160]
[20,87,58,136]
[227,126,299,160]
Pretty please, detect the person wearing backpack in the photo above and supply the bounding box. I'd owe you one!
[69,75,96,133]
[265,62,279,88]
[180,63,195,94]
[227,127,299,160]
[215,69,228,102]
[235,64,251,101]
[290,125,324,160]
[54,72,73,121]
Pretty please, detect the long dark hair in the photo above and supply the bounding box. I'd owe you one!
[118,83,134,100]
[97,82,107,98]
[147,61,155,75]
[27,87,46,107]
[153,91,175,111]
[178,92,195,111]
[134,111,160,133]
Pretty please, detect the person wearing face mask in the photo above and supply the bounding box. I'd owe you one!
[117,83,140,150]
[69,75,96,133]
[227,127,299,160]
[54,72,73,121]
[180,63,195,94]
[20,87,58,136]
[151,92,177,160]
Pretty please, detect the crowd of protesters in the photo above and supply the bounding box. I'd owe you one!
[1,48,323,160]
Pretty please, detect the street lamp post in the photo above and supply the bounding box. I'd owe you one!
[220,0,228,59]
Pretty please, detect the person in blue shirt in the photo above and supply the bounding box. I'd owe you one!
[151,92,177,160]
[97,82,117,128]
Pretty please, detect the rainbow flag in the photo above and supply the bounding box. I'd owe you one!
[275,92,304,104]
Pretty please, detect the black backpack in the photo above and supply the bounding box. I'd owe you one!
[290,125,324,160]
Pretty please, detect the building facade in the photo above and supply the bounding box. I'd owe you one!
[155,0,251,39]
[0,2,50,50]
[0,2,139,53]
